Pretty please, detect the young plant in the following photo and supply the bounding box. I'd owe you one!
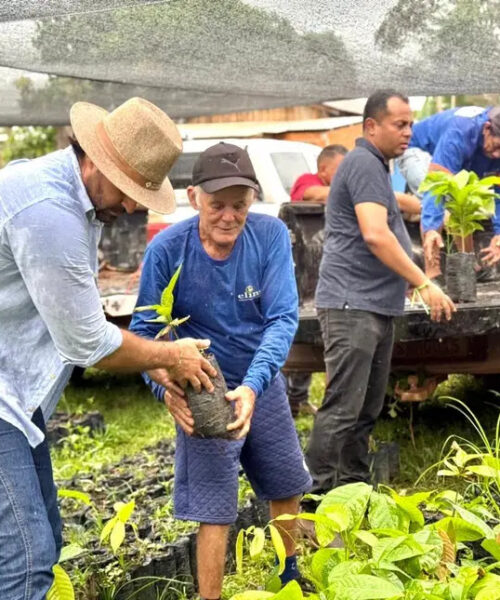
[100,500,137,555]
[419,170,499,252]
[134,263,189,340]
[231,482,500,600]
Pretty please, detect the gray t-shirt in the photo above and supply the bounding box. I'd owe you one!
[315,138,412,316]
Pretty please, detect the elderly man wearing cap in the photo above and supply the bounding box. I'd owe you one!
[397,105,500,278]
[130,142,312,599]
[0,97,217,599]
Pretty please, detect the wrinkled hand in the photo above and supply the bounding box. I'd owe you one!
[418,281,456,322]
[163,378,195,436]
[167,338,217,393]
[226,385,256,439]
[423,230,444,276]
[480,235,500,267]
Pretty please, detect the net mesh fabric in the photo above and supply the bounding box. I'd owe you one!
[0,0,498,124]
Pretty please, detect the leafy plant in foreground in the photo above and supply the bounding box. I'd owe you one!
[232,482,500,600]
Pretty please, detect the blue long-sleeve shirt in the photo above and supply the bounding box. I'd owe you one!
[411,107,500,233]
[129,213,298,400]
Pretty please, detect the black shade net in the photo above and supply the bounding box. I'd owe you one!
[0,0,498,125]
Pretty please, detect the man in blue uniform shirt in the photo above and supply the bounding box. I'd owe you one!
[397,106,500,277]
[130,143,312,600]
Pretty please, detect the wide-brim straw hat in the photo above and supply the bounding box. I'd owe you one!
[70,97,183,214]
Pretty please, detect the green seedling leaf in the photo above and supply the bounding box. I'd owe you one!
[311,548,344,589]
[354,530,379,547]
[116,500,135,523]
[433,517,485,542]
[134,304,162,312]
[230,592,274,600]
[269,524,286,575]
[100,516,116,543]
[318,482,372,531]
[236,529,245,574]
[328,573,403,600]
[273,580,304,600]
[57,489,92,506]
[368,492,402,531]
[159,263,182,320]
[59,544,86,563]
[47,564,75,600]
[328,559,366,582]
[482,538,500,561]
[249,527,265,559]
[451,504,494,538]
[110,520,126,553]
[389,490,424,527]
[467,465,500,478]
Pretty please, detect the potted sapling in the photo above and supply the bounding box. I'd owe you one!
[419,169,499,302]
[134,264,235,439]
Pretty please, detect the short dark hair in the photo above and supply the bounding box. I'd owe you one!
[68,134,85,159]
[363,90,409,128]
[317,144,348,167]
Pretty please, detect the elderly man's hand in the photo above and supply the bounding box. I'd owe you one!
[226,385,256,439]
[163,379,195,436]
[480,235,500,267]
[166,338,217,393]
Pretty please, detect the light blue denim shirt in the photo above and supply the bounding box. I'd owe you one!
[0,147,123,447]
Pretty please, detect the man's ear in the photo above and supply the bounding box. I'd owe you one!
[364,117,377,137]
[187,185,199,211]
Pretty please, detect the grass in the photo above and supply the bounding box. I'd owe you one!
[51,370,176,481]
[51,369,500,599]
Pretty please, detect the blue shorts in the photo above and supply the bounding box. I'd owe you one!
[173,373,312,524]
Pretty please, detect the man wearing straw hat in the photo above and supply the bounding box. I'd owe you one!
[0,97,216,599]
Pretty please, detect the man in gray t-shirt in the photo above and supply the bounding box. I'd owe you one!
[306,90,455,493]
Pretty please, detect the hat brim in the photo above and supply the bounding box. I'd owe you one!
[200,177,260,194]
[70,102,176,214]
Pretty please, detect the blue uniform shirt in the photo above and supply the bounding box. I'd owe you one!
[411,107,500,233]
[129,213,298,399]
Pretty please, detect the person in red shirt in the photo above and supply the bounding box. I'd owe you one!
[290,144,348,203]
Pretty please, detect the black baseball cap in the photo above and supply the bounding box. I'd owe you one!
[192,142,260,193]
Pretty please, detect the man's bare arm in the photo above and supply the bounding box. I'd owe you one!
[94,329,216,392]
[301,185,329,202]
[355,202,455,321]
[394,192,421,215]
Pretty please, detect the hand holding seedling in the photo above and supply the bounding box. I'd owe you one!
[135,263,217,392]
[168,338,217,393]
[225,385,256,439]
[480,234,500,267]
[417,281,456,322]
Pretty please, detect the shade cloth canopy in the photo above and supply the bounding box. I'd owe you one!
[0,0,497,124]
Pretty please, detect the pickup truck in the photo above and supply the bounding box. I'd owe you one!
[97,161,500,400]
[279,202,500,399]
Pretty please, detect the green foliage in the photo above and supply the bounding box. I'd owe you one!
[47,564,75,600]
[425,399,500,517]
[232,481,500,599]
[134,263,189,339]
[100,500,137,554]
[1,125,56,164]
[419,170,499,251]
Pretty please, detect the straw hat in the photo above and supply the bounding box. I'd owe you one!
[70,97,183,214]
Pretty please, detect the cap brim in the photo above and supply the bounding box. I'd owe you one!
[200,176,260,194]
[70,102,176,214]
